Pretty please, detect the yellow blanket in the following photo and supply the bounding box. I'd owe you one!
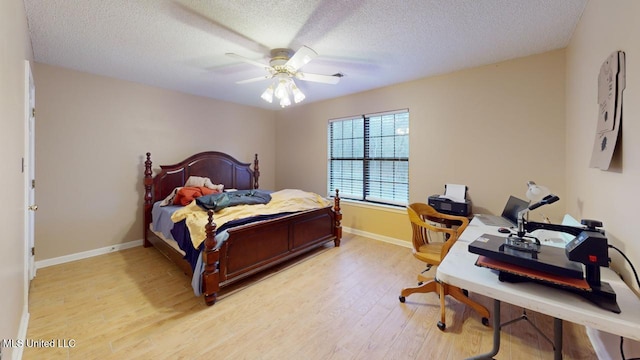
[171,189,332,249]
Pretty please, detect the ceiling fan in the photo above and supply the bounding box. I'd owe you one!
[226,46,343,107]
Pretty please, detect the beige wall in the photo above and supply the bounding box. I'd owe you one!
[33,63,277,260]
[566,1,640,355]
[275,50,567,243]
[0,0,33,357]
[566,0,639,295]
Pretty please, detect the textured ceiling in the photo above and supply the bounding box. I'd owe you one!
[23,0,588,110]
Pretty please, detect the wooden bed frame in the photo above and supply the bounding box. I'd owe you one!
[143,151,342,306]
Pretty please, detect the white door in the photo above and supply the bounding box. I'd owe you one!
[25,60,36,281]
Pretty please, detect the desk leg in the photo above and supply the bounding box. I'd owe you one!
[554,317,563,360]
[468,299,501,360]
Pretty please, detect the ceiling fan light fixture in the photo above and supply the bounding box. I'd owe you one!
[290,81,305,103]
[279,95,291,108]
[274,79,289,100]
[228,46,339,108]
[261,85,274,103]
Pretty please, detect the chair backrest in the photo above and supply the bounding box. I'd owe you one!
[407,203,469,260]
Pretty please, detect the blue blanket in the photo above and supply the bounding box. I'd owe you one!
[195,189,272,211]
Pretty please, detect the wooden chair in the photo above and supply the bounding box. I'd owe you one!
[399,203,490,330]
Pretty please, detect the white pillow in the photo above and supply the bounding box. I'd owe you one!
[159,177,225,207]
[159,187,181,207]
[184,176,224,191]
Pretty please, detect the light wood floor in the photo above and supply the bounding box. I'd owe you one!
[25,234,597,359]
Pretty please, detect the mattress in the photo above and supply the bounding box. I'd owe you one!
[149,226,185,255]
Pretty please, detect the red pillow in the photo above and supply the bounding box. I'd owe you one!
[173,186,220,206]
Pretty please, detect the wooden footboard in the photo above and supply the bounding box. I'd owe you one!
[202,189,342,306]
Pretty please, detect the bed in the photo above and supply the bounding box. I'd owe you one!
[143,151,342,306]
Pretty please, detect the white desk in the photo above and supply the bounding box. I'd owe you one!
[437,218,640,359]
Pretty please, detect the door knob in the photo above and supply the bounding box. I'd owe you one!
[28,205,38,211]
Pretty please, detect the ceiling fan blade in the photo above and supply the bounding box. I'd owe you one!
[170,2,270,54]
[236,75,273,84]
[295,72,341,85]
[286,46,318,71]
[290,1,366,48]
[226,53,271,70]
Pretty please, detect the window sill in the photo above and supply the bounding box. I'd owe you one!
[339,199,407,214]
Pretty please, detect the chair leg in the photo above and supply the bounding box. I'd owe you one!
[447,285,490,326]
[399,279,438,302]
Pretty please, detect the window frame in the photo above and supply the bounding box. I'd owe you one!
[327,109,409,207]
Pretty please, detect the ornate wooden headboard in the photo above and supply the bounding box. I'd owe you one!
[143,151,260,240]
[144,151,259,204]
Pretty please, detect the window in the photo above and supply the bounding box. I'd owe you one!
[328,110,409,206]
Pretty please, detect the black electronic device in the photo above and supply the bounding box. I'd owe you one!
[469,194,620,313]
[469,234,583,279]
[428,184,471,216]
[563,220,614,296]
[428,195,471,216]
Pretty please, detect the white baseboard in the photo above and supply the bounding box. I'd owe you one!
[342,226,410,248]
[11,305,29,360]
[35,240,143,269]
[587,327,640,360]
[35,231,399,269]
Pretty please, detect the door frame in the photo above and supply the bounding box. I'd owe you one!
[24,60,36,288]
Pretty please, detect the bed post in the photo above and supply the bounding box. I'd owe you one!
[253,153,260,189]
[143,152,153,247]
[202,210,220,306]
[333,189,342,247]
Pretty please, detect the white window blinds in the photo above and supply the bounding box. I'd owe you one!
[328,109,409,206]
